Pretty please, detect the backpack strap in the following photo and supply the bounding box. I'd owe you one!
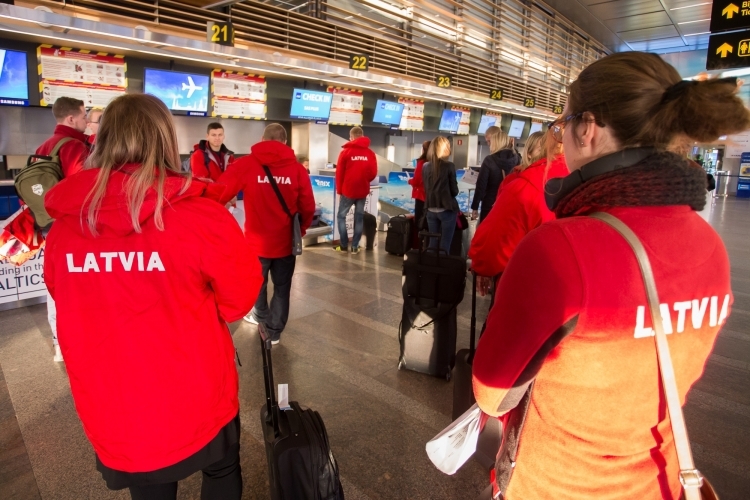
[49,137,75,158]
[262,165,293,219]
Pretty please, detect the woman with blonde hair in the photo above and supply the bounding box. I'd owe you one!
[43,93,263,500]
[422,136,459,253]
[470,125,520,222]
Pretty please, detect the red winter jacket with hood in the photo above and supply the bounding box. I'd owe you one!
[335,136,378,199]
[217,140,315,259]
[190,141,235,182]
[35,124,90,177]
[43,167,262,473]
[469,155,568,277]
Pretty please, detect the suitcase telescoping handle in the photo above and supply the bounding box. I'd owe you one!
[259,324,280,436]
[468,270,477,363]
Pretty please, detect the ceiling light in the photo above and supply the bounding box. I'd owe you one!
[669,2,711,10]
[684,31,710,37]
[677,19,710,25]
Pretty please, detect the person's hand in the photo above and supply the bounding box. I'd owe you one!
[471,210,479,221]
[475,275,492,297]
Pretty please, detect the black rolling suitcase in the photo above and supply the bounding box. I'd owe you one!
[363,212,377,250]
[385,214,413,256]
[259,325,344,500]
[398,233,466,380]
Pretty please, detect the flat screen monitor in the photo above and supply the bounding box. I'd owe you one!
[0,49,29,106]
[438,109,463,133]
[290,88,333,122]
[373,100,404,126]
[144,68,209,114]
[529,122,543,135]
[477,115,499,135]
[508,119,525,138]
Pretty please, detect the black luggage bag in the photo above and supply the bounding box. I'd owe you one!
[258,325,345,500]
[398,232,466,380]
[363,212,377,250]
[385,214,413,256]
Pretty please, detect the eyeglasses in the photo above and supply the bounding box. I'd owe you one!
[547,113,583,143]
[87,120,100,124]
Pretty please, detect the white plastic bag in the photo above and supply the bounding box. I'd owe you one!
[425,403,482,475]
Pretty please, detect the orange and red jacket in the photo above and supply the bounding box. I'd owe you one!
[35,124,90,177]
[190,141,235,182]
[335,136,378,199]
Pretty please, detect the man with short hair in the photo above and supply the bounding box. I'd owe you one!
[333,126,377,254]
[190,122,234,182]
[86,108,102,145]
[35,96,91,362]
[217,123,315,344]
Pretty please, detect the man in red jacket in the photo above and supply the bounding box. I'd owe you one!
[333,127,378,254]
[217,123,315,344]
[190,122,235,182]
[35,96,91,362]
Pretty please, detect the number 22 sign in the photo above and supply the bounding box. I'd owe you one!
[207,22,234,47]
[349,54,369,71]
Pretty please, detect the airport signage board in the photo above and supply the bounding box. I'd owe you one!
[290,88,333,122]
[706,30,750,69]
[489,89,504,101]
[327,87,363,126]
[398,97,424,131]
[207,21,235,47]
[37,45,126,108]
[523,97,536,108]
[349,54,369,71]
[436,74,452,88]
[0,49,29,106]
[211,70,266,119]
[711,2,750,33]
[552,104,564,115]
[144,68,209,115]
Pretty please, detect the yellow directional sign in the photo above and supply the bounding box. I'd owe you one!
[717,42,734,57]
[740,39,750,56]
[723,3,739,19]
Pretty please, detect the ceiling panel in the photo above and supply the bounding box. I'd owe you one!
[586,0,664,20]
[604,11,672,32]
[628,37,686,51]
[618,24,680,42]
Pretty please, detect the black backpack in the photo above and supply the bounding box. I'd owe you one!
[15,137,73,229]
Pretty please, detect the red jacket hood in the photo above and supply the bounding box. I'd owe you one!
[250,140,298,169]
[45,166,217,238]
[343,137,371,149]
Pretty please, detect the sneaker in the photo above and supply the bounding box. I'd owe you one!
[243,313,259,325]
[53,345,64,363]
[350,246,361,255]
[271,338,280,346]
[332,245,348,253]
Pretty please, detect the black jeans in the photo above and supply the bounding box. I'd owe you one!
[251,255,297,339]
[128,443,242,500]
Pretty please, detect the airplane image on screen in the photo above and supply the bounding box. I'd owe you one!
[181,76,203,98]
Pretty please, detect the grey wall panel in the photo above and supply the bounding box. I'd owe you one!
[0,106,56,155]
[172,116,268,155]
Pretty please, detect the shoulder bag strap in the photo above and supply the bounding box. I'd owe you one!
[590,212,704,500]
[262,165,293,219]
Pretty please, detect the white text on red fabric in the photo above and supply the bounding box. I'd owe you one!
[634,294,730,338]
[65,252,166,272]
[257,175,291,185]
[350,156,369,161]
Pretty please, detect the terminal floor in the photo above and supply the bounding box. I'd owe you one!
[0,197,749,500]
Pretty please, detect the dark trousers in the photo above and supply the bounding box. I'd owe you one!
[128,443,242,500]
[426,210,456,254]
[251,255,297,339]
[414,199,425,228]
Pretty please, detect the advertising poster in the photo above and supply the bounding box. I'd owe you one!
[456,169,472,213]
[333,187,380,246]
[310,175,336,242]
[452,106,471,135]
[399,97,425,131]
[0,248,46,305]
[212,71,266,119]
[38,45,126,107]
[726,131,750,159]
[0,49,29,106]
[327,87,363,126]
[379,171,414,213]
[144,69,209,115]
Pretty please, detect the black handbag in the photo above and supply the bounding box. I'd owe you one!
[263,165,302,256]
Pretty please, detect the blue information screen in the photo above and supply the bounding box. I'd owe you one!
[529,122,543,135]
[290,88,333,121]
[372,100,404,126]
[477,115,498,135]
[508,119,525,138]
[144,68,209,113]
[0,49,29,106]
[438,109,463,133]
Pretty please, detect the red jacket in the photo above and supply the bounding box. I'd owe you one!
[190,141,235,182]
[43,168,262,473]
[335,137,378,199]
[469,156,568,277]
[473,205,730,499]
[217,140,315,259]
[408,158,426,201]
[35,124,90,177]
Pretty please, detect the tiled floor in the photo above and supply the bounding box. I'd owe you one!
[0,196,749,499]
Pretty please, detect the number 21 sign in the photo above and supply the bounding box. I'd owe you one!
[207,22,235,47]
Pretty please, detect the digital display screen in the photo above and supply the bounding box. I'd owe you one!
[290,88,333,122]
[529,122,543,135]
[0,49,29,106]
[508,119,525,138]
[372,99,404,126]
[477,115,499,135]
[438,109,463,133]
[144,68,209,113]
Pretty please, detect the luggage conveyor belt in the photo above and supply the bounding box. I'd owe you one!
[377,199,410,231]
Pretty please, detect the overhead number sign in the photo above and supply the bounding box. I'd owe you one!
[707,30,750,69]
[524,97,536,108]
[710,2,750,33]
[207,21,234,47]
[349,54,369,71]
[489,89,503,100]
[436,75,452,88]
[552,104,564,115]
